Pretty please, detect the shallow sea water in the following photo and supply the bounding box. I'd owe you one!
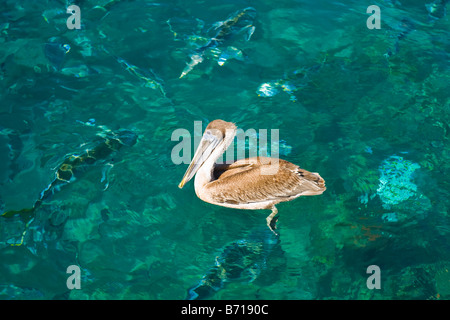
[0,0,449,300]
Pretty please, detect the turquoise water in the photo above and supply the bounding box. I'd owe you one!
[0,0,449,300]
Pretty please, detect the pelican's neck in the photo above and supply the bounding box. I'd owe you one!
[194,128,236,196]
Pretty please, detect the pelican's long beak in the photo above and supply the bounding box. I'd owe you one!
[178,133,220,188]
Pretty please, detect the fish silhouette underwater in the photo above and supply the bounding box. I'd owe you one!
[178,7,257,78]
[186,226,283,300]
[1,128,138,245]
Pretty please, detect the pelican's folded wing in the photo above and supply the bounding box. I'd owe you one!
[206,157,325,205]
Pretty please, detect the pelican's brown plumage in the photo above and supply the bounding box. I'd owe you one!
[178,119,326,234]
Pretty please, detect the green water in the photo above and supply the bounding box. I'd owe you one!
[0,0,449,300]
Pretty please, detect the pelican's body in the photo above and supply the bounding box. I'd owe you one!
[179,120,326,233]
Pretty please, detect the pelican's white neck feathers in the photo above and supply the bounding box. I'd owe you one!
[194,126,236,197]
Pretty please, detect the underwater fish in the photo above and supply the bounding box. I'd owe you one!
[1,129,138,221]
[217,46,245,66]
[116,56,166,96]
[426,0,448,20]
[166,17,206,42]
[384,18,415,58]
[257,58,327,102]
[196,7,256,53]
[102,47,167,97]
[44,37,71,71]
[186,226,281,300]
[257,80,297,102]
[179,7,256,78]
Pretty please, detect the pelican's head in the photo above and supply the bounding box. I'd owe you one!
[178,120,236,188]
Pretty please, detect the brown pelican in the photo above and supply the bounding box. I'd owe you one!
[178,120,326,234]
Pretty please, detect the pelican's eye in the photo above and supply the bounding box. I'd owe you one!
[205,128,224,142]
[204,130,215,142]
